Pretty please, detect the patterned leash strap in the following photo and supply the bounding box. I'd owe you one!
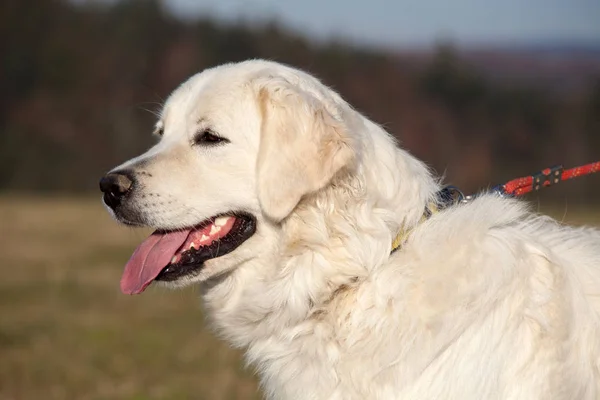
[391,161,600,253]
[492,161,600,197]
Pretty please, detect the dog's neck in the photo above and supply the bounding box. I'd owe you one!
[200,123,439,362]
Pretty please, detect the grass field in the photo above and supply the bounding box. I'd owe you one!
[1,196,599,400]
[0,196,260,400]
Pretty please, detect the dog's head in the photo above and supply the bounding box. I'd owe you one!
[100,60,359,294]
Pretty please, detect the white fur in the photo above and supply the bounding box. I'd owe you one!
[109,60,600,399]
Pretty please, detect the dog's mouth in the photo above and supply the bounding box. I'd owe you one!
[120,213,256,295]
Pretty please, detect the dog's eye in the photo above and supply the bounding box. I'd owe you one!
[194,130,229,146]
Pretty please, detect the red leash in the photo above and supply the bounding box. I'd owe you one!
[496,161,600,197]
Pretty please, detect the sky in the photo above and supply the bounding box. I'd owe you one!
[163,0,600,48]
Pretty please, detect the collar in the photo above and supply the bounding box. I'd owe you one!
[390,186,466,253]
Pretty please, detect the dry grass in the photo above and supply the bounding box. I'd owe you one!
[0,196,598,400]
[0,196,260,400]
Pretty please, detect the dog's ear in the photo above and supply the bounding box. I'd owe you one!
[256,79,356,222]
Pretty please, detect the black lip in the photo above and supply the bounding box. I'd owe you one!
[154,214,256,282]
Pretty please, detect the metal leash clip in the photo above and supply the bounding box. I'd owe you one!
[437,185,467,208]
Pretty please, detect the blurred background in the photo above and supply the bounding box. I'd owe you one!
[1,0,599,399]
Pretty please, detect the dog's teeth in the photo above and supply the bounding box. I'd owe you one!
[200,234,210,242]
[210,225,220,235]
[189,242,196,250]
[214,217,230,227]
[171,256,177,263]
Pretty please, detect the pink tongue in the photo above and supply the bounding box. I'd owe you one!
[120,230,191,295]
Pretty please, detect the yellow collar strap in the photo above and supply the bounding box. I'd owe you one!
[390,186,466,253]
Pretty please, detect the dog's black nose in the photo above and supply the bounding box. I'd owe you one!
[99,171,134,209]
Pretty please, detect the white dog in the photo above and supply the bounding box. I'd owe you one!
[100,60,600,399]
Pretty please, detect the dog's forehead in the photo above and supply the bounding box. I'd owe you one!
[160,70,218,126]
[160,66,259,129]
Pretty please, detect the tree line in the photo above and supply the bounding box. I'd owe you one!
[1,0,598,202]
